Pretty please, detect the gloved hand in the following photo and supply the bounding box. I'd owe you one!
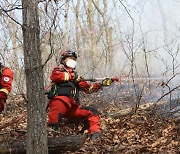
[75,76,84,82]
[101,78,112,86]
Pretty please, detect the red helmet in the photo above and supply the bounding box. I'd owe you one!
[60,50,77,63]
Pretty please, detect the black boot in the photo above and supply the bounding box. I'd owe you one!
[79,120,89,133]
[48,123,59,131]
[48,114,64,131]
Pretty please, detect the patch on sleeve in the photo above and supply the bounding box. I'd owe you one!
[3,77,10,82]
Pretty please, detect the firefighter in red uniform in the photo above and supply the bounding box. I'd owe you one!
[0,62,13,113]
[46,50,119,139]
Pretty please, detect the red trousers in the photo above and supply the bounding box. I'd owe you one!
[0,99,5,113]
[48,98,100,133]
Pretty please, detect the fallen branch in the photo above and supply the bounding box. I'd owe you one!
[0,135,87,154]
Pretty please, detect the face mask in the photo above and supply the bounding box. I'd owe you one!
[66,59,77,69]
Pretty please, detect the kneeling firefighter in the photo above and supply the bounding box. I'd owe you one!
[46,50,119,139]
[0,61,13,113]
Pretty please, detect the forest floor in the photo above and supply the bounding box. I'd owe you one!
[0,88,180,154]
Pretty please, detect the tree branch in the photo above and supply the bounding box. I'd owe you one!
[0,6,22,27]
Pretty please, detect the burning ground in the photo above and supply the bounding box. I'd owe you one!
[0,82,180,153]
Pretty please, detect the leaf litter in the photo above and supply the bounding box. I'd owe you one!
[0,90,179,154]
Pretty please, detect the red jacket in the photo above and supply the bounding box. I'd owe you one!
[49,66,101,107]
[0,66,13,99]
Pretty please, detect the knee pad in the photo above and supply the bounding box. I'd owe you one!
[57,113,63,125]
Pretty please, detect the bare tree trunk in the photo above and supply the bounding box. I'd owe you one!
[74,0,80,50]
[103,0,113,71]
[87,0,97,77]
[63,0,69,50]
[21,0,48,154]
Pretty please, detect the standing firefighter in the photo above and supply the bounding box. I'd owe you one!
[46,50,119,139]
[0,62,13,113]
